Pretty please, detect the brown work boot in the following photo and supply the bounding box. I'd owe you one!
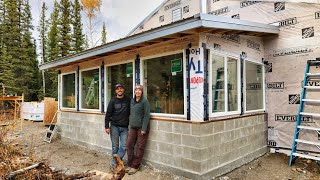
[128,167,139,175]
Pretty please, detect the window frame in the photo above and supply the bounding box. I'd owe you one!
[244,59,266,113]
[141,50,187,119]
[104,60,135,112]
[79,66,101,112]
[60,71,77,110]
[209,52,241,118]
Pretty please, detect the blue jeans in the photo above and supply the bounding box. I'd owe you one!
[110,125,128,166]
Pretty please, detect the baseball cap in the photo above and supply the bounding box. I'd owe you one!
[115,84,124,89]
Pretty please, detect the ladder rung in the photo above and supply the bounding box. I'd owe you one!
[295,139,320,146]
[304,86,320,90]
[293,153,320,161]
[302,99,320,103]
[307,73,320,77]
[300,112,320,117]
[215,89,224,91]
[308,60,320,65]
[298,125,320,131]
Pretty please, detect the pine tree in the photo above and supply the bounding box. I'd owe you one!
[46,0,60,99]
[2,0,23,95]
[59,0,72,57]
[72,0,85,53]
[0,46,16,95]
[101,22,107,45]
[37,2,48,97]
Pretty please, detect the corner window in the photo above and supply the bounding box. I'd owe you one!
[61,73,76,108]
[143,53,184,115]
[245,61,263,111]
[212,54,239,114]
[106,63,133,102]
[80,68,100,110]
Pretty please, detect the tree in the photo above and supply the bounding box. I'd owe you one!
[37,2,48,96]
[46,0,60,99]
[72,0,85,53]
[101,21,107,45]
[81,0,101,48]
[59,0,72,57]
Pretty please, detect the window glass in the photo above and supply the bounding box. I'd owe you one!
[62,73,75,108]
[227,58,238,111]
[144,53,184,114]
[81,68,100,109]
[212,55,225,113]
[107,63,133,102]
[246,62,263,111]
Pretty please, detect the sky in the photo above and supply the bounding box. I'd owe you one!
[29,0,164,48]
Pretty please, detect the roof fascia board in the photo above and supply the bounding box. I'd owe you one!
[199,13,279,34]
[126,0,169,37]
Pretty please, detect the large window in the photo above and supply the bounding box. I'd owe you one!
[62,73,76,108]
[143,53,184,115]
[245,61,264,111]
[107,63,133,102]
[80,68,100,110]
[212,54,239,114]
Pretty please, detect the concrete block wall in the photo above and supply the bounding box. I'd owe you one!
[57,112,111,153]
[57,112,267,179]
[144,114,267,179]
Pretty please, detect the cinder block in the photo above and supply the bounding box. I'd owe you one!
[182,135,200,147]
[213,121,224,133]
[173,146,183,157]
[158,142,174,155]
[201,160,208,174]
[144,149,160,162]
[149,121,157,131]
[224,120,235,131]
[158,121,173,132]
[213,133,222,145]
[221,131,235,142]
[173,123,191,135]
[200,123,213,135]
[199,147,211,161]
[156,132,174,143]
[181,158,201,173]
[234,118,243,128]
[145,140,158,151]
[191,124,201,136]
[207,157,219,170]
[200,135,214,148]
[172,133,182,144]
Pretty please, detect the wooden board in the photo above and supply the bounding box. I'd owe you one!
[43,97,58,125]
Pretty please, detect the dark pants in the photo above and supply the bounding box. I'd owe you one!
[126,128,149,169]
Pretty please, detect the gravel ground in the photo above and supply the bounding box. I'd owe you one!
[6,120,320,180]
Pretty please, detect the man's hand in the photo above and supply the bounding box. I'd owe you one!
[105,128,110,135]
[141,131,146,135]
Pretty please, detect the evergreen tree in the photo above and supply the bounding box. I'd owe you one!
[46,0,60,99]
[84,34,89,50]
[37,2,48,63]
[101,22,107,45]
[0,46,16,95]
[59,0,72,57]
[2,0,23,95]
[37,2,48,97]
[72,0,85,53]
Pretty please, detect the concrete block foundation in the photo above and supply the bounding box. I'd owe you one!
[57,112,267,179]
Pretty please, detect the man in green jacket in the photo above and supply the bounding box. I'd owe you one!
[126,84,150,175]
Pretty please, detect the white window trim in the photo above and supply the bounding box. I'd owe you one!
[140,50,187,119]
[79,66,101,112]
[244,60,266,113]
[104,61,135,112]
[60,71,77,110]
[209,52,241,118]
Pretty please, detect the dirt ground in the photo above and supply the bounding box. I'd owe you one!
[5,120,320,180]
